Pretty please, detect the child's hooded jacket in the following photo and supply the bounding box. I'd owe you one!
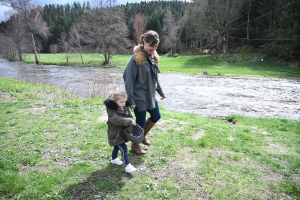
[104,99,133,146]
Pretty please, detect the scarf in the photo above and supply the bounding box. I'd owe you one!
[140,46,160,84]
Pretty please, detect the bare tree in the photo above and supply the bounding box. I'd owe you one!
[0,33,18,60]
[133,13,146,45]
[162,9,177,55]
[205,0,245,53]
[50,44,58,54]
[92,0,117,8]
[1,0,50,64]
[75,6,130,65]
[68,23,85,65]
[0,13,23,61]
[59,32,72,64]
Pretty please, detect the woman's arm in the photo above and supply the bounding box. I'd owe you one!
[123,56,138,107]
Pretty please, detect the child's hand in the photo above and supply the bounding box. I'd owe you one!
[132,120,136,126]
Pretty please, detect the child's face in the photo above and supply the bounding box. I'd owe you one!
[116,97,127,109]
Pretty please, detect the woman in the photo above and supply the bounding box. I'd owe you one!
[123,30,166,154]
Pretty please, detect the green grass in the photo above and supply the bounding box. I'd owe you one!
[1,77,299,199]
[22,53,300,79]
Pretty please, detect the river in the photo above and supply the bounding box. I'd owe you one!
[1,58,299,119]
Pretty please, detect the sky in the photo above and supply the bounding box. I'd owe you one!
[0,0,142,23]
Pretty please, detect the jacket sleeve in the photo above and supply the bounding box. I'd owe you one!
[107,109,133,127]
[123,56,138,106]
[156,79,165,97]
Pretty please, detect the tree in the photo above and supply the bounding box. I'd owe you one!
[49,44,58,54]
[68,23,85,65]
[0,31,18,61]
[162,9,177,55]
[42,2,85,53]
[205,0,245,53]
[0,14,23,61]
[59,32,72,63]
[1,0,50,64]
[177,0,209,54]
[261,0,300,60]
[133,13,146,45]
[73,6,130,65]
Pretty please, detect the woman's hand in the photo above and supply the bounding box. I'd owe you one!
[130,104,136,109]
[161,95,166,100]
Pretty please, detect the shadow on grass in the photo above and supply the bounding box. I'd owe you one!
[61,149,146,199]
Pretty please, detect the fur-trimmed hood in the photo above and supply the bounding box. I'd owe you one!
[104,98,130,110]
[133,45,159,66]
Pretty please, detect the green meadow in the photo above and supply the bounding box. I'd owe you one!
[1,53,299,199]
[23,53,300,78]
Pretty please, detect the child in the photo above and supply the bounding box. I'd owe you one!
[103,90,137,174]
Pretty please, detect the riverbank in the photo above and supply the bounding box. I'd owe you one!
[1,77,299,199]
[21,53,300,79]
[1,58,299,119]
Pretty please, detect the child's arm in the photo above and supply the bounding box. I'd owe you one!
[107,109,134,127]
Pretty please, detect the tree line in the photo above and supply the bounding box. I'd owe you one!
[0,0,299,65]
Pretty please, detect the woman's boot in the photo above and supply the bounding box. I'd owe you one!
[142,119,155,145]
[131,143,146,154]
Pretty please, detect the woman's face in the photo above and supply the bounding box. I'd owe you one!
[144,42,159,55]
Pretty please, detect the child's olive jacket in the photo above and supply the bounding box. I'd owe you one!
[104,98,133,146]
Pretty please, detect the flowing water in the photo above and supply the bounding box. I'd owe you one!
[1,58,299,119]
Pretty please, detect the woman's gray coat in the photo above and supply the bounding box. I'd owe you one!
[123,45,165,112]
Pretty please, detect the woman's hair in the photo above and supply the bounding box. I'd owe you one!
[108,90,128,101]
[139,30,160,46]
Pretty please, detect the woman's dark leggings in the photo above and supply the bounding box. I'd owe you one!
[134,102,161,127]
[112,143,129,166]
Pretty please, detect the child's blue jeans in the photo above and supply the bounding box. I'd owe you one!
[112,143,129,166]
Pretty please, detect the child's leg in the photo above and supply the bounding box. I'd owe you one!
[117,143,130,166]
[111,145,119,160]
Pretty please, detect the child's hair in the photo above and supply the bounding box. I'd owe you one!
[140,30,160,46]
[108,90,128,101]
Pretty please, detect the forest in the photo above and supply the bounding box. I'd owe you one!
[0,0,299,65]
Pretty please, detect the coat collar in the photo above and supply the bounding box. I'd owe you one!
[104,98,119,110]
[133,45,159,66]
[104,98,131,110]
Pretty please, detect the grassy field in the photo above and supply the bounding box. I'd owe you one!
[22,53,300,79]
[1,77,299,199]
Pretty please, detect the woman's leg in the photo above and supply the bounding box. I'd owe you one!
[134,108,147,127]
[147,102,161,123]
[132,108,147,154]
[142,102,161,145]
[117,143,130,166]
